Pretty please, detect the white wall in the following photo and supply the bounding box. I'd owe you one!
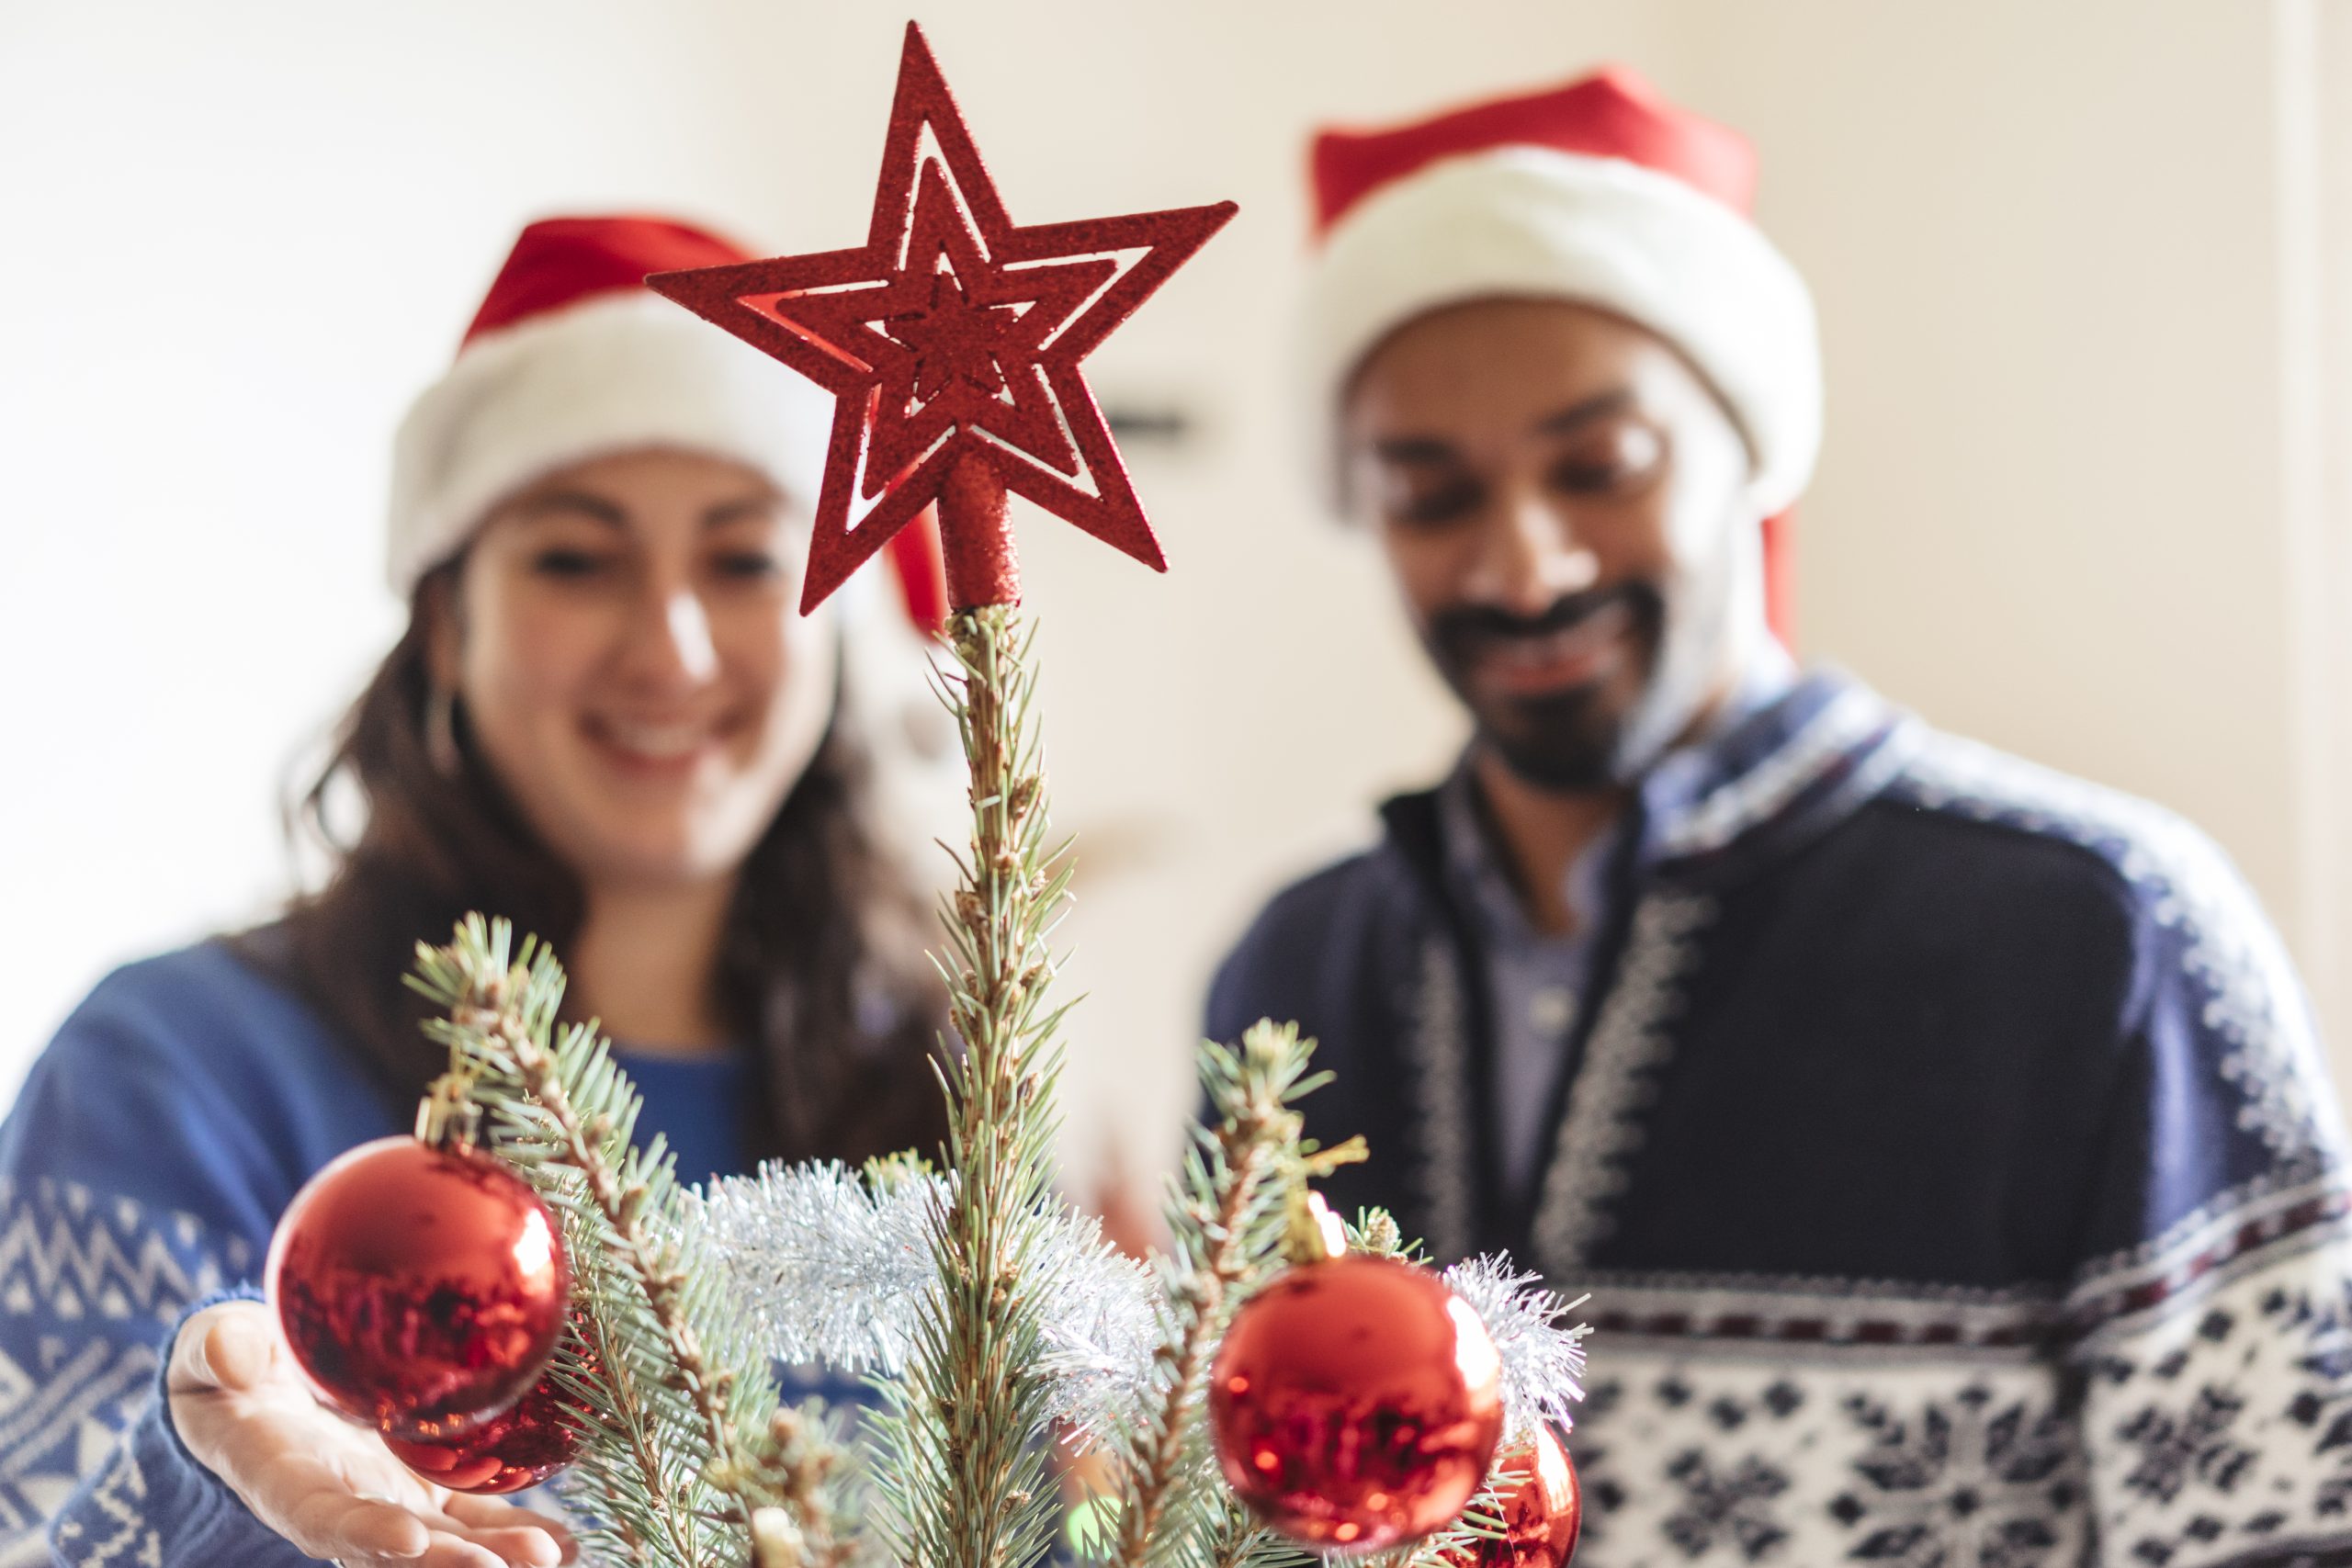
[3,1,2342,1194]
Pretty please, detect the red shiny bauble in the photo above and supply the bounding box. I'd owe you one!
[386,1318,594,1494]
[1453,1428,1582,1568]
[266,1136,571,1440]
[1209,1254,1505,1551]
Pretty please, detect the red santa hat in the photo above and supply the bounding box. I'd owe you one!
[387,214,948,628]
[1302,69,1821,625]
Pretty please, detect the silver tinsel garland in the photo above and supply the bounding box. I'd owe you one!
[688,1162,953,1371]
[1441,1255,1589,1442]
[692,1163,1587,1441]
[689,1159,1158,1434]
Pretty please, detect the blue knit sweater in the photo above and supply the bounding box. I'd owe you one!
[0,940,761,1566]
[1209,671,2352,1567]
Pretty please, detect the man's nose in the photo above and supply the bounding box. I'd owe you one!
[1463,488,1600,615]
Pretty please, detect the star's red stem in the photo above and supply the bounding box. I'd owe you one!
[940,448,1018,610]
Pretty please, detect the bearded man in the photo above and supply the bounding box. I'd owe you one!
[1208,67,2352,1567]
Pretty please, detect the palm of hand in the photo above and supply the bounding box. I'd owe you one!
[167,1302,572,1568]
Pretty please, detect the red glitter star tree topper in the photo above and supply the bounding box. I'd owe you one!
[648,22,1238,615]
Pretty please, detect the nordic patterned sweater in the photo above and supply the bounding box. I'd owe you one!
[0,938,768,1567]
[1210,670,2352,1568]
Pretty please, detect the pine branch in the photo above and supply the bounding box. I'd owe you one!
[410,917,853,1568]
[1106,1023,1331,1568]
[514,1035,754,1542]
[410,923,712,1568]
[873,606,1072,1568]
[1108,1149,1265,1568]
[555,1200,711,1567]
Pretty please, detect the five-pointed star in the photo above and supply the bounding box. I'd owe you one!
[648,22,1237,614]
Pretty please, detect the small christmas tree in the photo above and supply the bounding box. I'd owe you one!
[265,24,1589,1568]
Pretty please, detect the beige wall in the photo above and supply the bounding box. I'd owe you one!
[1658,0,2352,1065]
[3,2,2342,1192]
[2294,0,2352,1072]
[1675,0,2301,899]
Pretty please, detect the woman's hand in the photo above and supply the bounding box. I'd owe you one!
[167,1302,575,1568]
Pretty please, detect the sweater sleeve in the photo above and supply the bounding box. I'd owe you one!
[2059,833,2352,1566]
[41,1287,323,1568]
[0,948,394,1567]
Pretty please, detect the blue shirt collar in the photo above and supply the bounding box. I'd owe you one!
[1439,642,1800,944]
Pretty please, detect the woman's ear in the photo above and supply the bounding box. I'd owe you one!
[417,568,465,694]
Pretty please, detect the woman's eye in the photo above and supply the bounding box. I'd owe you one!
[712,550,782,581]
[531,547,610,579]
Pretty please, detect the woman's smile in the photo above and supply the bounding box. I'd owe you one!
[581,710,741,779]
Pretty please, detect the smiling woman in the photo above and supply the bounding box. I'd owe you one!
[0,216,961,1568]
[427,455,846,1044]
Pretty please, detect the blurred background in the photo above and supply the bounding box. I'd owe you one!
[6,0,2352,1198]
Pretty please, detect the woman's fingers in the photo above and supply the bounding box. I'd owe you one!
[278,1482,564,1568]
[434,1522,568,1567]
[166,1301,282,1394]
[412,1536,518,1568]
[259,1435,566,1567]
[325,1500,434,1562]
[439,1493,576,1563]
[318,1531,507,1568]
[285,1479,563,1567]
[271,1458,431,1554]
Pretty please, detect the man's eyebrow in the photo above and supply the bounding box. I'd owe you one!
[1364,389,1635,463]
[508,490,628,526]
[1534,388,1636,436]
[1369,435,1462,466]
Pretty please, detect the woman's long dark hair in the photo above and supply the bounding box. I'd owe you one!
[240,564,950,1167]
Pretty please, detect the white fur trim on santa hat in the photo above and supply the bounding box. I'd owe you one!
[1302,146,1822,515]
[386,290,837,594]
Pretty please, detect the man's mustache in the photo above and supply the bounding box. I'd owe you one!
[1427,583,1663,662]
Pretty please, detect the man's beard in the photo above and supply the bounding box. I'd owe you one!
[1423,583,1667,793]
